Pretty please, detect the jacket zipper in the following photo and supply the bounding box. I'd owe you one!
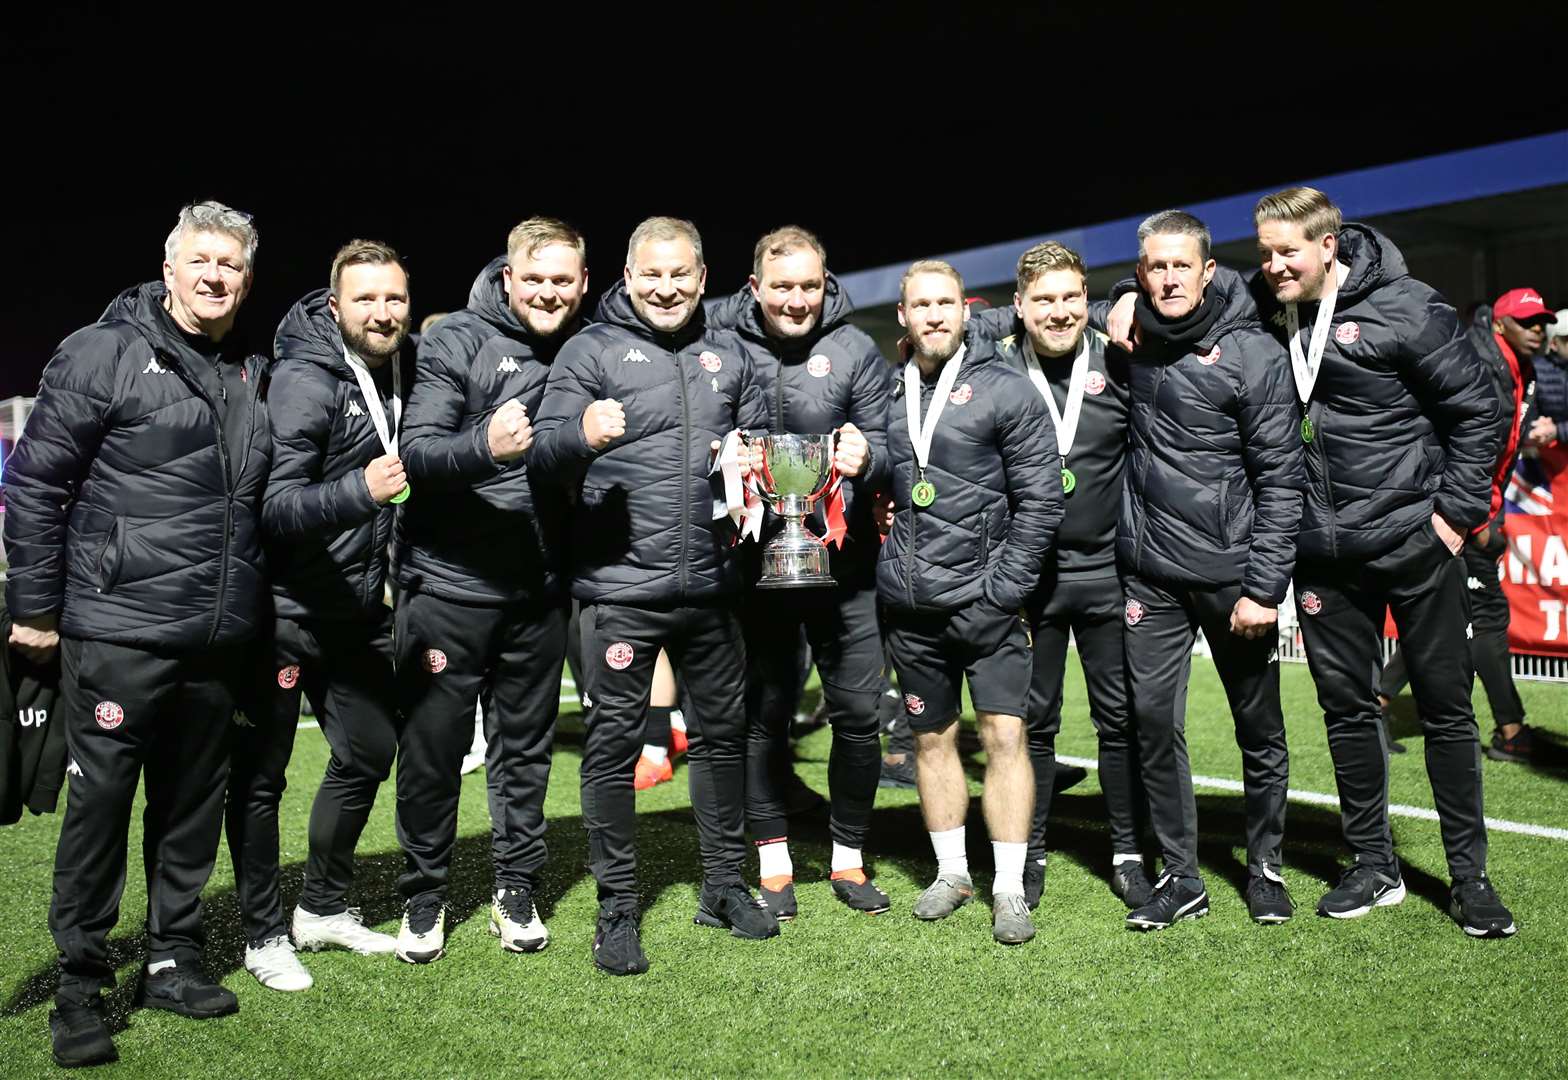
[676,346,692,595]
[1131,365,1166,571]
[1316,412,1338,559]
[167,350,235,646]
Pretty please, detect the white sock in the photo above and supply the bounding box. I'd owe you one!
[831,843,863,874]
[640,744,668,765]
[147,958,176,975]
[1112,853,1144,866]
[992,841,1027,897]
[757,839,793,881]
[929,827,968,879]
[669,709,686,733]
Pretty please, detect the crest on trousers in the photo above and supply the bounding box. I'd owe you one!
[94,701,125,730]
[424,649,448,674]
[277,665,300,689]
[1335,322,1361,345]
[605,642,635,670]
[1124,598,1146,626]
[903,693,926,716]
[1299,591,1323,616]
[1085,370,1106,395]
[807,354,832,378]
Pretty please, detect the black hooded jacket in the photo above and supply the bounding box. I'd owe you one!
[1118,266,1305,604]
[264,289,410,621]
[1250,224,1501,562]
[3,282,270,650]
[706,275,891,588]
[396,256,572,607]
[877,325,1064,614]
[531,281,768,605]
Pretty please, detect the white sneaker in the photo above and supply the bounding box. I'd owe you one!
[397,899,447,964]
[245,935,313,992]
[490,888,549,953]
[291,906,397,955]
[460,751,486,775]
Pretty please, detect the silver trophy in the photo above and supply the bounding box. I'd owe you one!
[755,433,837,589]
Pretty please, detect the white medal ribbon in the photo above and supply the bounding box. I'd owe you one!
[1022,335,1089,459]
[1285,261,1349,405]
[902,344,966,474]
[343,345,403,456]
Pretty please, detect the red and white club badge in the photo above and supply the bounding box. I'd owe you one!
[1124,598,1146,626]
[423,649,448,674]
[277,665,300,689]
[949,383,973,405]
[1085,370,1106,395]
[806,354,832,378]
[1335,322,1361,345]
[1299,590,1323,616]
[605,642,635,670]
[94,701,125,731]
[903,693,926,716]
[1199,345,1221,365]
[698,351,723,373]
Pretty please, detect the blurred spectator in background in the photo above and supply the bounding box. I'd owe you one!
[1528,308,1568,449]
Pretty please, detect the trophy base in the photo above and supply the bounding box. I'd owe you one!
[756,533,835,589]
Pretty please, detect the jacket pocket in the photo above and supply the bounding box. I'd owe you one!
[978,514,991,568]
[1217,478,1231,547]
[98,516,127,594]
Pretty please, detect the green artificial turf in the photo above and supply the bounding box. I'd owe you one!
[1,661,1565,1078]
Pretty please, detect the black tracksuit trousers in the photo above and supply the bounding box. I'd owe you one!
[225,610,399,944]
[578,602,748,909]
[1297,524,1488,881]
[743,584,884,849]
[1123,576,1289,884]
[51,637,246,1005]
[395,591,566,901]
[1024,572,1144,862]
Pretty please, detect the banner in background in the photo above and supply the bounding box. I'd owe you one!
[1502,443,1568,657]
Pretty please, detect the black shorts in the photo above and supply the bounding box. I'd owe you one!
[885,601,1031,731]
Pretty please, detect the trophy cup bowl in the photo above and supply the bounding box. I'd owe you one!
[755,433,836,589]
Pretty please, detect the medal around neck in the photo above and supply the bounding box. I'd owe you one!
[911,479,936,507]
[1300,417,1315,444]
[1061,468,1076,495]
[390,484,411,504]
[755,433,837,589]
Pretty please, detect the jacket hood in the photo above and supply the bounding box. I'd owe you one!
[101,281,201,357]
[1335,223,1408,306]
[467,255,523,333]
[595,278,709,348]
[273,288,351,377]
[713,271,855,347]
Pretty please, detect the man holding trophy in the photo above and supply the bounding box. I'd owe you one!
[533,217,775,976]
[707,226,894,920]
[880,260,1064,945]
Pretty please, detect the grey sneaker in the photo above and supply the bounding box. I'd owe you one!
[912,873,975,920]
[992,893,1036,944]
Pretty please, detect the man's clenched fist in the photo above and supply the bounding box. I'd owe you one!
[364,454,408,504]
[584,399,626,450]
[9,614,59,662]
[488,398,533,461]
[834,423,869,478]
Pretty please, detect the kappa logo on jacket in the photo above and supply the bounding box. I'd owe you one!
[622,348,650,364]
[66,759,84,778]
[497,356,522,373]
[143,357,168,375]
[347,399,366,417]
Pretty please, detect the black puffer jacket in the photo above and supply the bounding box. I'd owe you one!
[3,282,270,650]
[265,290,409,620]
[532,281,768,605]
[1119,267,1305,604]
[1251,224,1500,562]
[878,325,1063,614]
[397,256,572,607]
[706,275,891,587]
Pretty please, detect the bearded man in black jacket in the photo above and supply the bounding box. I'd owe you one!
[226,240,415,994]
[4,201,270,1068]
[1253,187,1515,938]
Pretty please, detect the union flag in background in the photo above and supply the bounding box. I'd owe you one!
[1502,444,1568,656]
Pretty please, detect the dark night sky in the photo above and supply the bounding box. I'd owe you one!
[5,5,1566,398]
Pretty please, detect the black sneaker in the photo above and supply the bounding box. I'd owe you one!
[695,883,781,940]
[830,871,891,914]
[1450,875,1517,938]
[1110,860,1155,909]
[138,964,239,1019]
[1485,725,1535,764]
[760,879,797,921]
[49,997,117,1068]
[1023,859,1046,911]
[1245,873,1295,924]
[1317,859,1406,919]
[593,907,649,976]
[1125,874,1208,930]
[879,754,917,789]
[1053,764,1088,794]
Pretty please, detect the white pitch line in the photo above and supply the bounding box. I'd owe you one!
[1055,753,1568,843]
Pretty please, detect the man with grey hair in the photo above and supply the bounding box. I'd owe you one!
[4,200,270,1067]
[534,215,774,975]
